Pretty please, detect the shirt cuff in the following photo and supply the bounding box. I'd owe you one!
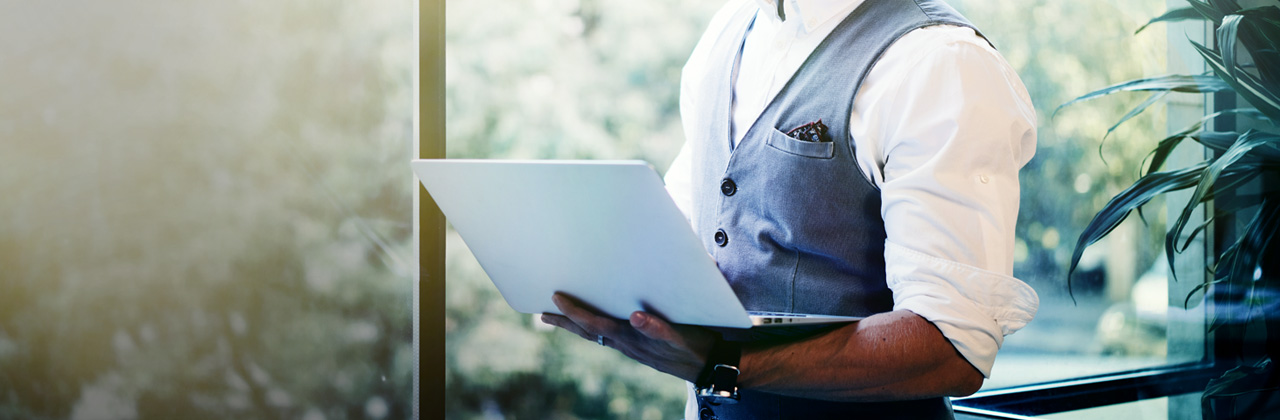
[884,242,1039,378]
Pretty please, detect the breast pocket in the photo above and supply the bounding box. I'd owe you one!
[765,128,835,159]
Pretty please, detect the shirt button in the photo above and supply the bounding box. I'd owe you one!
[720,179,737,196]
[714,229,729,247]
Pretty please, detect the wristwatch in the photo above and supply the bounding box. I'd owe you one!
[694,338,742,405]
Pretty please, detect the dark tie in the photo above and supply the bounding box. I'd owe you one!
[776,0,786,21]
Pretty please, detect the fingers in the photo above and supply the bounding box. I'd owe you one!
[551,292,621,338]
[629,311,678,343]
[546,293,696,354]
[541,313,591,340]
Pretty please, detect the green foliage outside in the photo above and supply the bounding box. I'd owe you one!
[0,1,415,419]
[0,0,1183,418]
[444,2,718,418]
[952,0,1172,291]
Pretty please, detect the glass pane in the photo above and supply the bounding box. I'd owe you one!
[1038,393,1201,420]
[0,1,416,418]
[950,0,1208,390]
[444,0,718,418]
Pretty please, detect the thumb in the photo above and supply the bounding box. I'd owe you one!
[630,312,677,342]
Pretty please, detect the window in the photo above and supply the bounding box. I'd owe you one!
[949,0,1209,391]
[953,0,1223,417]
[438,0,1217,418]
[0,1,416,418]
[440,1,718,417]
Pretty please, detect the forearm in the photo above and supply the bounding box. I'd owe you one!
[737,309,984,402]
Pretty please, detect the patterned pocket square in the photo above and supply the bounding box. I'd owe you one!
[786,119,829,143]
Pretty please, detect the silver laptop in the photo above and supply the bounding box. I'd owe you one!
[413,159,862,329]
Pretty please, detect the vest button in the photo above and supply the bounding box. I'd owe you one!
[720,179,737,196]
[714,229,728,247]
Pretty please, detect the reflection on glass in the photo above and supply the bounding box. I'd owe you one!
[0,1,415,418]
[1040,394,1200,420]
[446,0,1201,417]
[951,0,1204,389]
[445,2,720,417]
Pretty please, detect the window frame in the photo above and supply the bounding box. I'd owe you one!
[417,0,446,418]
[952,364,1223,417]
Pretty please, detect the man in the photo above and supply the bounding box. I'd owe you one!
[541,0,1039,417]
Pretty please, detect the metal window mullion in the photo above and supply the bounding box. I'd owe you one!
[1165,7,1216,420]
[416,0,446,418]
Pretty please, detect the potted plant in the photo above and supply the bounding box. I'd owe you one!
[1060,0,1280,418]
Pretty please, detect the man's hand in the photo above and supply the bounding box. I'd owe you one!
[540,292,717,383]
[541,293,983,401]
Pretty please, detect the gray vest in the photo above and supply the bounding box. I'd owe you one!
[687,0,984,418]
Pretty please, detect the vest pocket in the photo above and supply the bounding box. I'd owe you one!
[765,128,835,159]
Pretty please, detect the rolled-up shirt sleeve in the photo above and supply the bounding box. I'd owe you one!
[886,242,1038,376]
[867,28,1040,377]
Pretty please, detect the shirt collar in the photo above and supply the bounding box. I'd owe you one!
[753,0,864,33]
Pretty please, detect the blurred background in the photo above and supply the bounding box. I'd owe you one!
[444,0,1204,418]
[0,0,416,419]
[0,0,1208,419]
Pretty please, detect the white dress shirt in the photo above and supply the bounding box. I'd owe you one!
[665,0,1039,378]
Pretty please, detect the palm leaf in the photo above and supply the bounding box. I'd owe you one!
[1146,123,1205,176]
[1194,41,1280,120]
[1142,110,1265,176]
[1236,199,1280,288]
[1136,7,1210,34]
[1219,14,1244,80]
[1239,6,1280,40]
[1205,199,1280,330]
[1237,7,1280,83]
[1168,169,1261,256]
[1194,130,1246,151]
[1204,358,1274,402]
[1141,110,1269,226]
[1164,168,1262,280]
[1186,278,1228,309]
[1207,0,1244,17]
[1208,312,1231,333]
[1171,132,1277,233]
[1169,131,1280,277]
[1067,163,1209,300]
[1210,199,1258,283]
[1107,91,1170,142]
[1172,211,1218,274]
[1055,75,1231,116]
[1188,0,1225,23]
[1098,91,1171,164]
[1239,5,1280,19]
[1192,131,1280,160]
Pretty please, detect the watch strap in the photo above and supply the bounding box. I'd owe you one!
[695,337,742,404]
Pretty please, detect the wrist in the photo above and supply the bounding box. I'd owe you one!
[694,336,742,404]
